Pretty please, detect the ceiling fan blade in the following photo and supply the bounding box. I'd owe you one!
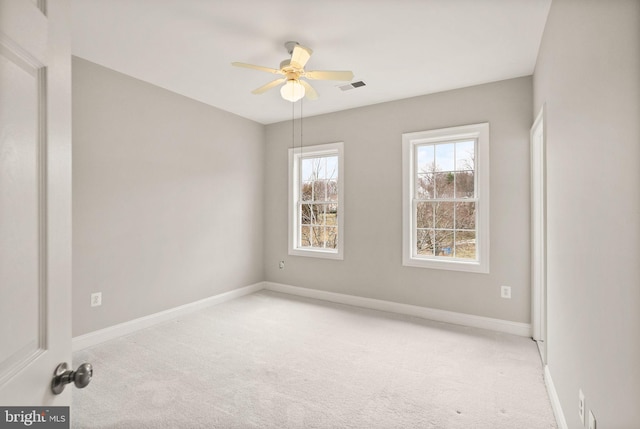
[304,70,354,81]
[232,62,282,74]
[251,78,286,94]
[299,80,318,100]
[290,44,313,68]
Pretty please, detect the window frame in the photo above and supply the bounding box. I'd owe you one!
[402,123,490,273]
[288,142,344,260]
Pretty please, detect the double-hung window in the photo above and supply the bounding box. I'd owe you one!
[402,123,489,273]
[288,142,344,259]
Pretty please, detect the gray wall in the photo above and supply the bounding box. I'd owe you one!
[72,57,265,336]
[265,77,533,323]
[534,0,640,427]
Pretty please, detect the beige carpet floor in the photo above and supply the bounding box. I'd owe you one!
[72,290,557,428]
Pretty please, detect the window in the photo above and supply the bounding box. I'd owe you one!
[288,142,344,259]
[402,123,489,273]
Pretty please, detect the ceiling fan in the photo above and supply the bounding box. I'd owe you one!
[232,41,354,102]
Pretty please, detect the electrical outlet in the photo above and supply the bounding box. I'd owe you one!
[500,286,511,299]
[578,389,585,425]
[588,410,596,429]
[279,260,285,269]
[91,292,102,307]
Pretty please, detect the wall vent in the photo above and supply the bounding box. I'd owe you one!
[338,81,366,91]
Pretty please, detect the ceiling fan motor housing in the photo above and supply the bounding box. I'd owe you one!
[284,41,300,55]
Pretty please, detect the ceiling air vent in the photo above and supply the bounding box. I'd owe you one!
[338,81,366,91]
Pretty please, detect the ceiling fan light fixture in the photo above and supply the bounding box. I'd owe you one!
[280,79,305,102]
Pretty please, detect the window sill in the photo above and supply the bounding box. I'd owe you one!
[289,248,343,260]
[403,256,489,273]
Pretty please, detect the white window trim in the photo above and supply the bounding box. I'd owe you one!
[402,123,490,273]
[288,142,344,260]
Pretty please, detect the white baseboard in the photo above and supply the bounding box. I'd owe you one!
[264,282,532,337]
[544,365,568,429]
[72,282,264,351]
[74,281,532,351]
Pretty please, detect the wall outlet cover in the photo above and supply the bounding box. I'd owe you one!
[500,286,511,299]
[578,389,585,424]
[91,292,102,307]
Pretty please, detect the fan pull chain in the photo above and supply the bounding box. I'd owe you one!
[294,99,300,206]
[299,98,303,207]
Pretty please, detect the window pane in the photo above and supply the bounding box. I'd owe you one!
[300,226,311,247]
[311,226,324,247]
[416,173,434,199]
[455,230,476,259]
[417,145,435,174]
[455,140,475,171]
[327,203,338,218]
[434,172,455,198]
[301,181,313,201]
[455,171,474,198]
[313,204,322,225]
[314,180,327,201]
[301,204,312,225]
[455,202,476,230]
[325,227,338,249]
[435,202,454,229]
[324,205,337,227]
[416,229,434,255]
[327,180,338,201]
[417,202,435,228]
[316,158,327,179]
[435,230,454,257]
[435,143,455,171]
[322,204,330,226]
[325,156,338,180]
[301,158,315,181]
[303,204,330,226]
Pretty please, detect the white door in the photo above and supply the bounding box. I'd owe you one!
[0,0,74,406]
[531,106,547,363]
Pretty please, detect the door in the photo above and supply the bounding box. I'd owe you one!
[531,106,547,363]
[0,0,73,405]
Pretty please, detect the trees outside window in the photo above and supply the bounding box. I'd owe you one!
[300,156,339,249]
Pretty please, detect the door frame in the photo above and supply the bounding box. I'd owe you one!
[531,105,547,363]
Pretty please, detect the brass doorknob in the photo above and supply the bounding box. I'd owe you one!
[51,362,93,394]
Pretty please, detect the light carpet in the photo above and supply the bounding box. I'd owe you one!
[72,290,557,428]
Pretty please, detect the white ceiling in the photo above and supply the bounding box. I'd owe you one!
[71,0,551,125]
